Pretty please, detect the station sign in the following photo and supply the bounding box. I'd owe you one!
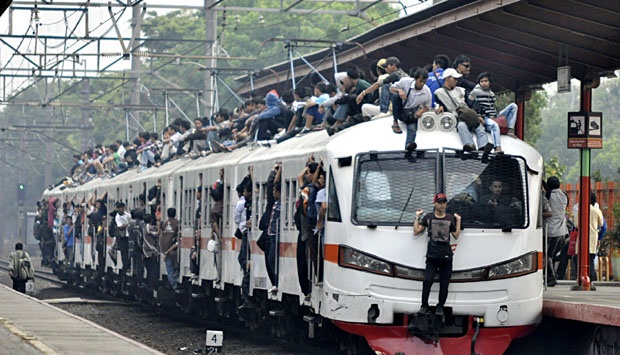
[567,112,602,149]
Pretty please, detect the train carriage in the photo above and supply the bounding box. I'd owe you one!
[41,112,543,354]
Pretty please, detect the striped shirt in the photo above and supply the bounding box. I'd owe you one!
[469,85,498,118]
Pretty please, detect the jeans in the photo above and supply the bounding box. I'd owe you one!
[333,104,348,122]
[421,258,453,307]
[391,93,404,122]
[405,121,418,148]
[165,253,179,289]
[140,150,155,167]
[499,103,518,129]
[144,256,159,289]
[483,117,501,147]
[238,232,250,299]
[379,84,394,113]
[456,121,488,148]
[266,233,279,287]
[546,236,560,283]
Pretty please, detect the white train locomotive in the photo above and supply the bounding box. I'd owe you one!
[42,113,544,354]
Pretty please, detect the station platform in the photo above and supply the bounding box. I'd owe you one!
[0,284,164,355]
[543,281,620,326]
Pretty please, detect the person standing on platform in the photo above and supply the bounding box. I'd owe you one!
[8,242,35,293]
[544,177,568,286]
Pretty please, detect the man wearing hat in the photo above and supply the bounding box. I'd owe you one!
[414,193,461,317]
[434,68,492,154]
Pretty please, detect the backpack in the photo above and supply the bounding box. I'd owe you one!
[17,252,34,280]
[108,218,119,238]
[211,180,224,202]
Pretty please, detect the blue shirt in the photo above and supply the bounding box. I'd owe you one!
[64,224,74,247]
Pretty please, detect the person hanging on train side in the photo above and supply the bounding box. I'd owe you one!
[237,167,255,310]
[296,156,319,299]
[160,207,180,290]
[266,162,282,295]
[63,215,75,265]
[142,214,160,290]
[414,193,462,317]
[113,201,131,274]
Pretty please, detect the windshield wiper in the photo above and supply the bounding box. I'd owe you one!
[395,185,415,230]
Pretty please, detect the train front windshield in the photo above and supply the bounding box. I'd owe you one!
[352,151,528,229]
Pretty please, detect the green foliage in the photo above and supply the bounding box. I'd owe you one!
[544,156,566,178]
[535,76,620,183]
[523,90,547,145]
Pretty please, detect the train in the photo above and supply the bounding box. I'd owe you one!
[41,112,544,355]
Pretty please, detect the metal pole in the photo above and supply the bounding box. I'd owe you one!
[195,93,200,118]
[576,81,593,291]
[249,72,254,92]
[164,91,169,127]
[294,49,329,83]
[125,109,130,142]
[288,43,296,90]
[332,45,339,79]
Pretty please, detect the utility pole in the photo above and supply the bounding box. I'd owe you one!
[204,0,216,117]
[81,79,91,151]
[130,4,143,132]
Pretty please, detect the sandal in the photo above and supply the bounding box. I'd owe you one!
[392,124,403,134]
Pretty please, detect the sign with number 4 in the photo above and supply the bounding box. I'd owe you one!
[206,330,223,353]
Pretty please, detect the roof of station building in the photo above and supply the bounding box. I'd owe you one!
[239,0,620,95]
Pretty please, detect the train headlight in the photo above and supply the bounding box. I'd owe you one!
[420,114,435,131]
[439,113,456,131]
[394,265,425,280]
[487,252,538,280]
[451,268,485,282]
[339,246,392,276]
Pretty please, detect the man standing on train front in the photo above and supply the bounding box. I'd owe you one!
[414,193,461,317]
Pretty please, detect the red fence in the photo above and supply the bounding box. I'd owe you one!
[563,182,619,232]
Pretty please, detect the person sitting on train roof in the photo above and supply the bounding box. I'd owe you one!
[366,56,407,133]
[389,68,432,159]
[453,55,476,98]
[282,86,312,136]
[469,72,519,143]
[123,141,137,169]
[136,131,157,171]
[70,154,83,177]
[255,90,284,140]
[434,68,493,154]
[297,82,330,135]
[356,58,387,121]
[331,67,371,125]
[159,124,181,164]
[183,118,209,155]
[426,54,450,106]
[256,90,299,147]
[170,118,191,158]
[324,68,372,136]
[468,74,503,154]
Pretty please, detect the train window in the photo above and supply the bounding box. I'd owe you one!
[284,180,291,229]
[179,177,184,225]
[444,154,528,229]
[327,170,341,222]
[225,185,231,228]
[353,152,437,226]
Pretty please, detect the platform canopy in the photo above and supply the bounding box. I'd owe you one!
[239,0,620,95]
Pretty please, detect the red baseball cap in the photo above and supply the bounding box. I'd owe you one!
[434,193,448,203]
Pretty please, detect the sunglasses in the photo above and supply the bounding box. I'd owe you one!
[461,64,471,68]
